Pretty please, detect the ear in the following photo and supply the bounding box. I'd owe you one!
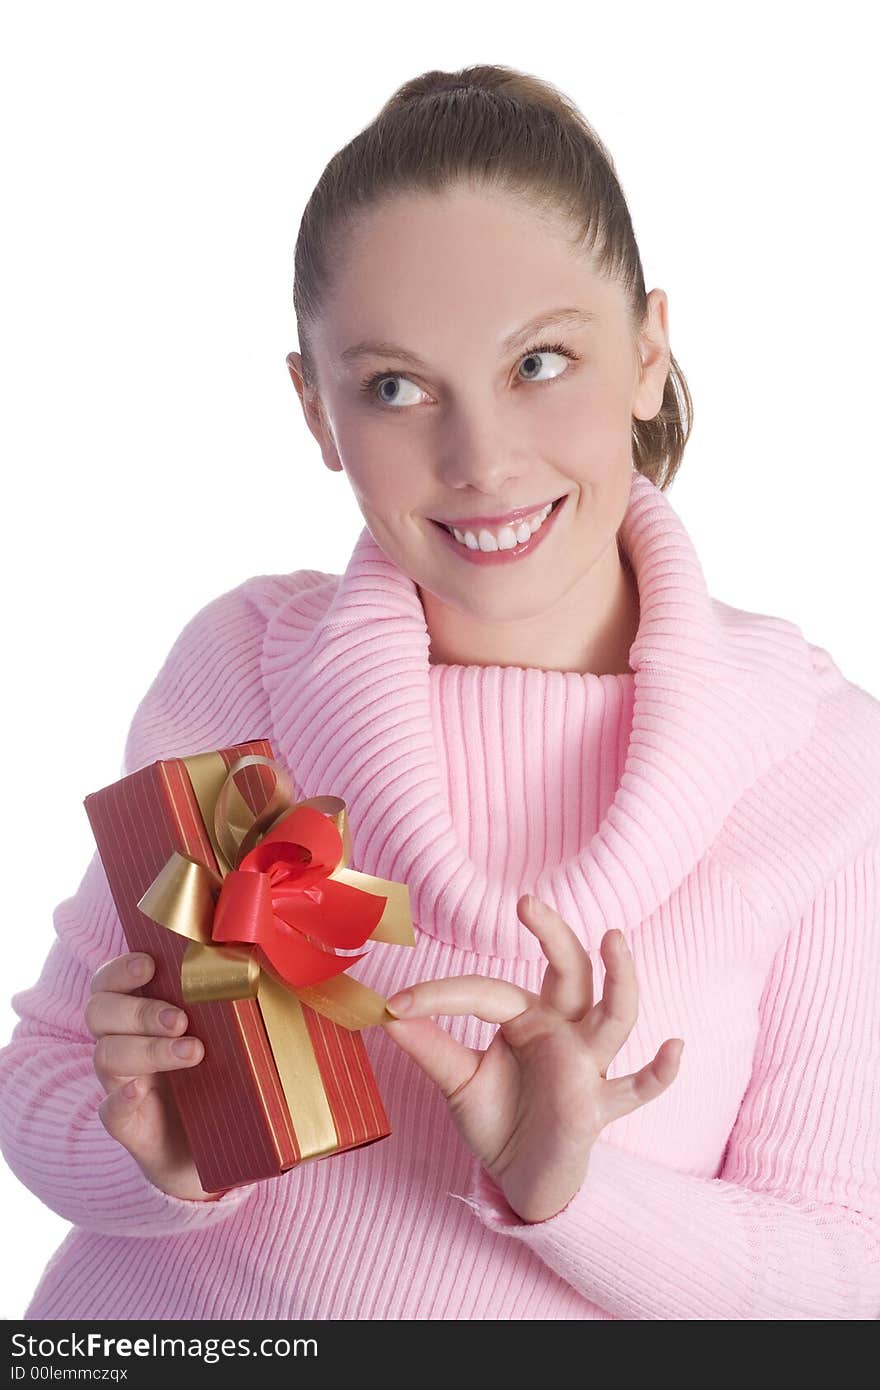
[631,289,671,423]
[285,351,344,474]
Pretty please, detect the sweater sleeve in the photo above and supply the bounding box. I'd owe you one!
[0,579,279,1237]
[452,836,880,1319]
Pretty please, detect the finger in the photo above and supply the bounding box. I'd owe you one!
[85,990,190,1042]
[580,929,638,1068]
[90,953,156,996]
[519,896,594,1019]
[381,1015,481,1100]
[94,1032,205,1093]
[601,1038,685,1124]
[386,974,538,1025]
[97,1077,149,1148]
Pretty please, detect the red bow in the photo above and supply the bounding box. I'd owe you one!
[210,804,386,988]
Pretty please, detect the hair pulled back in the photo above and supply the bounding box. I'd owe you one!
[293,64,693,489]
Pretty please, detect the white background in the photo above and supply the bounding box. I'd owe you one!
[1,0,877,1321]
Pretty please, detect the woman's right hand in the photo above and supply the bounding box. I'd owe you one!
[86,951,225,1202]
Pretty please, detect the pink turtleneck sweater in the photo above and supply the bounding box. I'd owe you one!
[2,470,879,1320]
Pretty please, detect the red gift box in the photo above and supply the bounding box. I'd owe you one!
[84,740,414,1193]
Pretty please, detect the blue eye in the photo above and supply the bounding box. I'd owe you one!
[358,340,578,408]
[515,341,577,383]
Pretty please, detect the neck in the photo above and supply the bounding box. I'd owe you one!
[420,538,640,675]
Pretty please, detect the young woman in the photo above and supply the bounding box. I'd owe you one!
[1,64,877,1321]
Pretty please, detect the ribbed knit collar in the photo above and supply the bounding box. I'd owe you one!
[262,468,819,958]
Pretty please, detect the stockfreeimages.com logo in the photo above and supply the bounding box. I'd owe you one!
[10,1332,317,1367]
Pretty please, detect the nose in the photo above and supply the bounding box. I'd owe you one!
[437,405,530,500]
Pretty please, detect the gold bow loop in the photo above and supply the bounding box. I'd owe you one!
[137,750,416,1030]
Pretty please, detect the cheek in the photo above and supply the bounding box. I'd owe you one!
[543,372,633,446]
[552,413,631,494]
[339,447,423,513]
[585,369,635,428]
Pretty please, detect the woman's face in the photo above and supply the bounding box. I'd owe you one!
[287,183,669,667]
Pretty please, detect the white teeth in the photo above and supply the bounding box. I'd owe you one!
[449,500,555,551]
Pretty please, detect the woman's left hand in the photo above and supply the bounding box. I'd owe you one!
[381,895,684,1223]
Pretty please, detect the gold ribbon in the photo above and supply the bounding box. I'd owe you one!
[136,750,415,1162]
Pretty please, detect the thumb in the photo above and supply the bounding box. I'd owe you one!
[382,1015,481,1101]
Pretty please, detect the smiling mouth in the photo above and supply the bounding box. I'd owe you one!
[431,495,566,537]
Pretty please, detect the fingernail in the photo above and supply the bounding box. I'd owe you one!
[172,1037,199,1059]
[385,991,413,1017]
[123,1080,139,1099]
[128,955,149,976]
[159,1008,184,1031]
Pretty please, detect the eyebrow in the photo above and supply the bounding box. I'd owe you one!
[338,306,599,369]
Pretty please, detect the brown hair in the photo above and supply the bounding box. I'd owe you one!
[293,64,693,491]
